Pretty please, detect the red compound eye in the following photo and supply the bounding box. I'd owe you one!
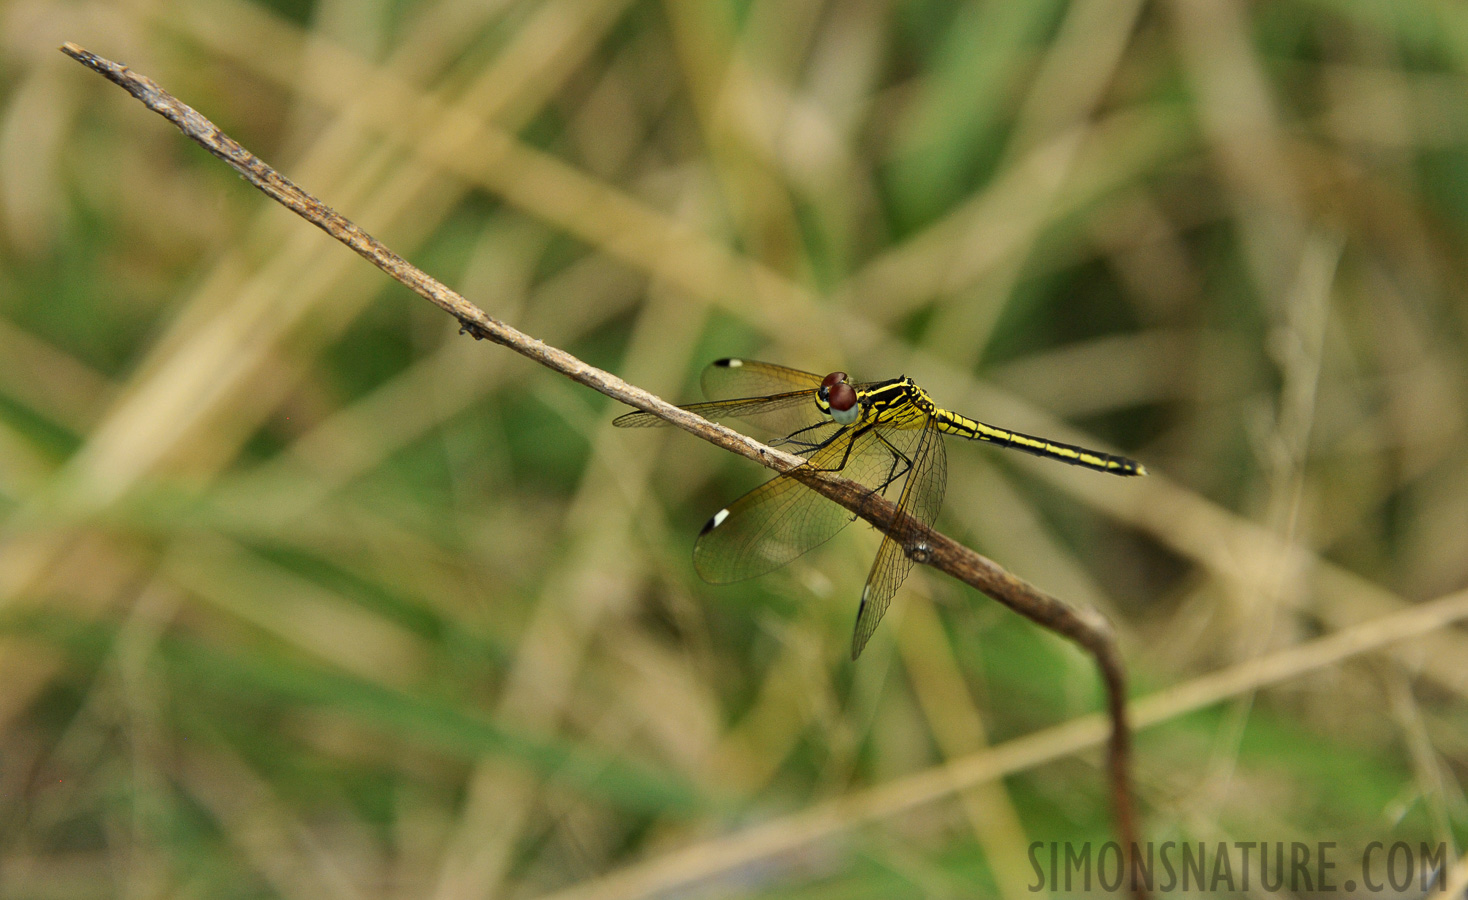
[827,381,857,413]
[821,371,849,390]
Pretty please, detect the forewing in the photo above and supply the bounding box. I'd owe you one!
[850,416,948,659]
[615,360,851,437]
[693,422,919,583]
[700,359,825,400]
[613,392,817,429]
[694,359,838,438]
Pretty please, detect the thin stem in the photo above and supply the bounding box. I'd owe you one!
[61,42,1146,898]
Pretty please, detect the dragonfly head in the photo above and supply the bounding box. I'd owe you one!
[818,371,861,425]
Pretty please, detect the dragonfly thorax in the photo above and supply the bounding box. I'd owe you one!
[860,377,936,430]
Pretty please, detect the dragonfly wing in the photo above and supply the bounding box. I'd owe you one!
[700,359,825,400]
[850,416,948,659]
[697,359,837,438]
[613,391,820,429]
[615,360,838,436]
[693,468,854,583]
[693,421,921,582]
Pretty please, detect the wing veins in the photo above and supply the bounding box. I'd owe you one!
[850,416,948,659]
[613,391,818,428]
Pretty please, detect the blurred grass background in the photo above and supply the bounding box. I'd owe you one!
[3,0,1468,896]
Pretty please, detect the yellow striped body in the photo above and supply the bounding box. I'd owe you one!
[854,377,1146,476]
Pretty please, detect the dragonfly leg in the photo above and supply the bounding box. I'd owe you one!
[799,425,862,474]
[840,431,916,524]
[783,436,827,457]
[798,425,913,522]
[770,419,838,453]
[873,431,914,494]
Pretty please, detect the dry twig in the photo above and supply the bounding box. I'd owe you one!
[60,42,1149,896]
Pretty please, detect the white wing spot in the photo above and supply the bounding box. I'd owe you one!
[861,584,871,603]
[710,508,730,529]
[727,359,743,367]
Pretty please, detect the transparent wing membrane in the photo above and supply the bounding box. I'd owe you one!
[693,421,924,583]
[612,392,818,429]
[700,358,825,400]
[698,359,835,438]
[612,359,836,436]
[850,416,947,659]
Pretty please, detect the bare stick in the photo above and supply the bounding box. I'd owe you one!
[61,42,1147,896]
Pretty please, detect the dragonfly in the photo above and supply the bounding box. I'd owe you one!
[615,359,1146,659]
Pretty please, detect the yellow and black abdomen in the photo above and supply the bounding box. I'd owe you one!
[935,410,1146,476]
